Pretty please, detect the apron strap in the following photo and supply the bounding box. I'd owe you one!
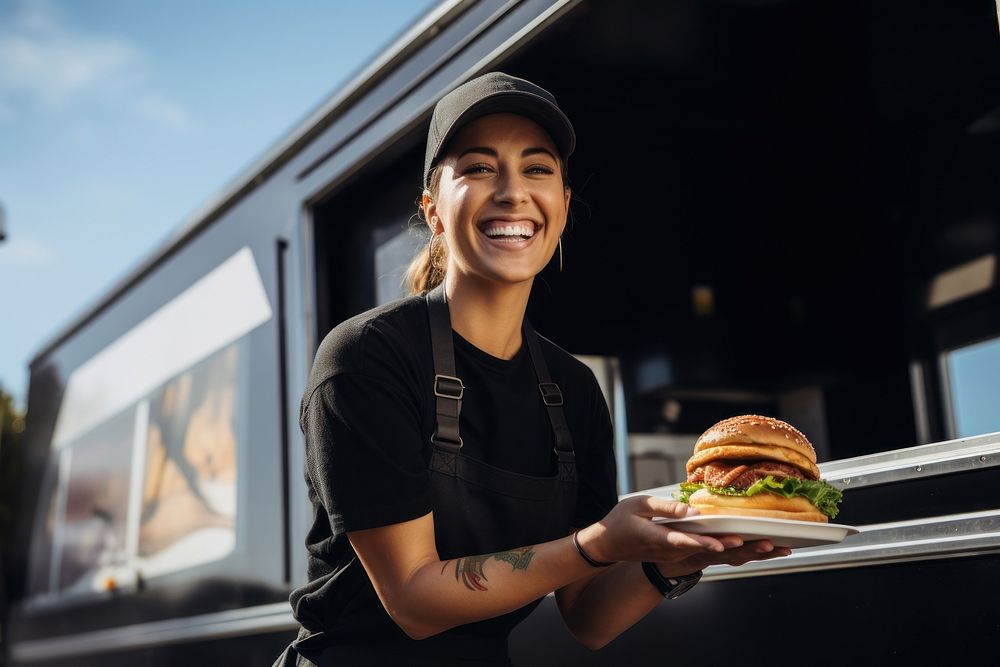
[522,319,576,470]
[425,284,576,481]
[426,285,464,454]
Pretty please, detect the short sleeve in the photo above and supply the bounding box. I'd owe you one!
[572,379,619,528]
[302,372,432,534]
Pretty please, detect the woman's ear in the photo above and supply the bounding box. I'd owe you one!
[422,190,441,234]
[562,186,572,232]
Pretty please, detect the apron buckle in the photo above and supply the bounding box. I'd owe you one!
[538,382,564,406]
[432,432,464,450]
[553,447,575,463]
[434,373,465,400]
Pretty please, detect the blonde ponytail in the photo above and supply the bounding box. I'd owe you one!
[405,232,448,295]
[404,167,448,295]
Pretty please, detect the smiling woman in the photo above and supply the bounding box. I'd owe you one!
[422,112,571,303]
[276,72,792,667]
[406,72,574,298]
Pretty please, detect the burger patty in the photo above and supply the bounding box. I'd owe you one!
[687,461,807,489]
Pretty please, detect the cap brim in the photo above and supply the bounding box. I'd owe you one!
[433,90,576,171]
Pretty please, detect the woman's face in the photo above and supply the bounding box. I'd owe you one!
[426,112,571,289]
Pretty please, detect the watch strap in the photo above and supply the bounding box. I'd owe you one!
[641,562,703,599]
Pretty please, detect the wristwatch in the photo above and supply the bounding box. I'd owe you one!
[641,562,703,599]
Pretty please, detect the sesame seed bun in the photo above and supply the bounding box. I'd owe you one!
[688,414,820,480]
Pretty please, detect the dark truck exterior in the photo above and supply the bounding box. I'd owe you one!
[5,1,999,664]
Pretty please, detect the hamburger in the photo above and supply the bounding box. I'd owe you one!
[677,414,843,523]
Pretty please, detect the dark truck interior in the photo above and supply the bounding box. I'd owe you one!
[313,0,1000,468]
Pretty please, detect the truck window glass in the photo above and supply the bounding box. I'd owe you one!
[945,336,1000,438]
[25,247,269,601]
[139,344,240,576]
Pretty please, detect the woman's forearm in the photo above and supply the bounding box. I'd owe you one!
[375,534,595,639]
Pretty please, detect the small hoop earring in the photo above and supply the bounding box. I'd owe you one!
[558,237,564,273]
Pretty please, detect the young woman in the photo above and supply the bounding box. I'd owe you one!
[275,72,790,667]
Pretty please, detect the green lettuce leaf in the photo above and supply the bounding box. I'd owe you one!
[675,475,843,519]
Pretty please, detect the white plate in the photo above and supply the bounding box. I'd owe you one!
[652,515,860,548]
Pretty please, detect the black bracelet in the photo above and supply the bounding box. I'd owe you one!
[573,530,616,567]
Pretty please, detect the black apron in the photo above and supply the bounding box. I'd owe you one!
[280,285,578,666]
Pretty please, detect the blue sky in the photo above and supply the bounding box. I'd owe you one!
[0,0,438,411]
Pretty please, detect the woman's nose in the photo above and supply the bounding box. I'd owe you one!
[493,169,529,205]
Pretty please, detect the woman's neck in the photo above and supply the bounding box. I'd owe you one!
[444,276,532,360]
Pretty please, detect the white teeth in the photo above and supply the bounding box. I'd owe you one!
[483,224,534,238]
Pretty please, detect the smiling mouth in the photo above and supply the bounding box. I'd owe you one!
[480,221,538,242]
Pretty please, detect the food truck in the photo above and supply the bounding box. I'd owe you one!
[5,0,999,664]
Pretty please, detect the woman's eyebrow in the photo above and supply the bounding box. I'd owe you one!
[521,147,557,160]
[458,146,497,159]
[456,146,557,160]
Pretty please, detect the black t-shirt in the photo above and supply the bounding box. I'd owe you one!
[289,293,618,643]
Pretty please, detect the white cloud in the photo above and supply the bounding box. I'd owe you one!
[0,0,189,130]
[0,236,58,266]
[7,1,61,34]
[0,33,139,105]
[0,2,140,106]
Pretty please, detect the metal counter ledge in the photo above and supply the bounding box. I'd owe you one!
[631,431,1000,580]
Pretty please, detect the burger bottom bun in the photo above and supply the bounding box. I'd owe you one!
[687,489,829,523]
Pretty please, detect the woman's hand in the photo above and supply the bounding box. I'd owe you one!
[574,495,791,575]
[652,535,791,578]
[557,497,791,649]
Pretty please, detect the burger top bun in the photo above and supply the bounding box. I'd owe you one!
[688,414,821,480]
[695,414,815,458]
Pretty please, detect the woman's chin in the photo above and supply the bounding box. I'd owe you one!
[486,266,546,286]
[453,260,548,287]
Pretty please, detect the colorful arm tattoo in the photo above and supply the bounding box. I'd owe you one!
[442,547,536,592]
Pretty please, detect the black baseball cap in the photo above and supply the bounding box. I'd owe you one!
[423,71,576,188]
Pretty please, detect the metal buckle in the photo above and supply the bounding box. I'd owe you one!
[538,382,563,406]
[434,374,465,400]
[432,433,463,450]
[553,447,575,462]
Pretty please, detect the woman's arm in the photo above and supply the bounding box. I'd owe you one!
[349,512,589,640]
[348,496,735,640]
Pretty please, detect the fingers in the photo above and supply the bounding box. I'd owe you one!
[662,528,725,553]
[715,534,745,549]
[633,495,699,519]
[658,541,792,575]
[710,541,792,567]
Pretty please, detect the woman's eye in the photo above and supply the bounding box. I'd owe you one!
[462,163,494,174]
[526,165,555,175]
